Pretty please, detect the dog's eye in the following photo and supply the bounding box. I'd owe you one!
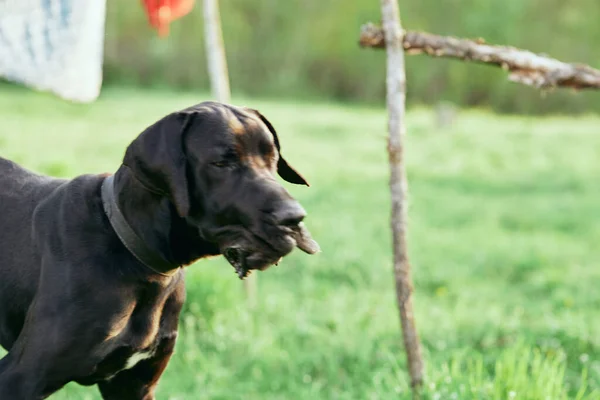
[211,150,238,169]
[211,160,233,168]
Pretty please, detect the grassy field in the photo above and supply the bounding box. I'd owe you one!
[0,85,599,399]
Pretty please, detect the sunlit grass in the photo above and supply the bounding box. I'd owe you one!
[0,84,598,399]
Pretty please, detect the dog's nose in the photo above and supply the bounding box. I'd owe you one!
[272,201,306,226]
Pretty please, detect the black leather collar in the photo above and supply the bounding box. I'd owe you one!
[101,175,180,277]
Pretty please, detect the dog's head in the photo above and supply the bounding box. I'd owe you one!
[122,101,319,278]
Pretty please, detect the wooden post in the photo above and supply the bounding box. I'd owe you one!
[380,0,424,393]
[203,0,256,307]
[203,0,231,102]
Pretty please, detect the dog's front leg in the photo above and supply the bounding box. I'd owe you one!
[0,288,102,399]
[0,329,77,400]
[97,285,184,400]
[97,332,178,400]
[0,352,40,400]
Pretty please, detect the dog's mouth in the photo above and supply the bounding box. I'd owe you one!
[221,222,319,279]
[223,247,246,278]
[222,246,249,279]
[222,246,278,279]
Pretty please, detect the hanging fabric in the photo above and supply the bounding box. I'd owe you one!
[141,0,195,37]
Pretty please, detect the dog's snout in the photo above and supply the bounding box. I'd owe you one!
[272,201,306,226]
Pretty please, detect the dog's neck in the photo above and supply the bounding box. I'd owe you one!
[110,168,219,271]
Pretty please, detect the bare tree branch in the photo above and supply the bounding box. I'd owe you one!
[379,0,424,394]
[360,23,600,90]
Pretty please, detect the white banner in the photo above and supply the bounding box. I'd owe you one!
[0,0,106,102]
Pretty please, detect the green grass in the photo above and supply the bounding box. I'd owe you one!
[0,84,599,399]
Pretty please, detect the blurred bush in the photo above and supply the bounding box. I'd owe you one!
[103,0,600,114]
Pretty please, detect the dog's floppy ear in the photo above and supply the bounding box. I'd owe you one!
[123,112,192,217]
[247,109,309,187]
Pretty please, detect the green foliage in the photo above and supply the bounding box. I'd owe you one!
[0,86,599,398]
[101,0,600,114]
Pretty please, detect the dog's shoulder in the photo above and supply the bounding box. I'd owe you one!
[0,156,65,192]
[31,173,105,231]
[0,156,31,180]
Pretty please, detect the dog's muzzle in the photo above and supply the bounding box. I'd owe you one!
[222,221,319,279]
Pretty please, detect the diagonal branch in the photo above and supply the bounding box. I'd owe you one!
[359,23,600,90]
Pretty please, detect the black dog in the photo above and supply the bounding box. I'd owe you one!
[0,102,319,399]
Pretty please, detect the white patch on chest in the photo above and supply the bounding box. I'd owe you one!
[124,349,155,370]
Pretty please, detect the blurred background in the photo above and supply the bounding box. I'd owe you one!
[102,0,600,114]
[1,0,599,399]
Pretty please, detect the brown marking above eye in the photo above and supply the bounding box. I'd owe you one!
[222,106,261,136]
[250,139,277,171]
[249,155,269,169]
[217,105,277,170]
[258,137,276,161]
[228,112,246,135]
[232,135,276,172]
[234,140,246,161]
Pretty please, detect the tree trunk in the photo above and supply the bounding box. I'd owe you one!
[360,23,600,90]
[203,0,256,307]
[380,0,424,393]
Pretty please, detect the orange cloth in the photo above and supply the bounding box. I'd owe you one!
[142,0,195,37]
